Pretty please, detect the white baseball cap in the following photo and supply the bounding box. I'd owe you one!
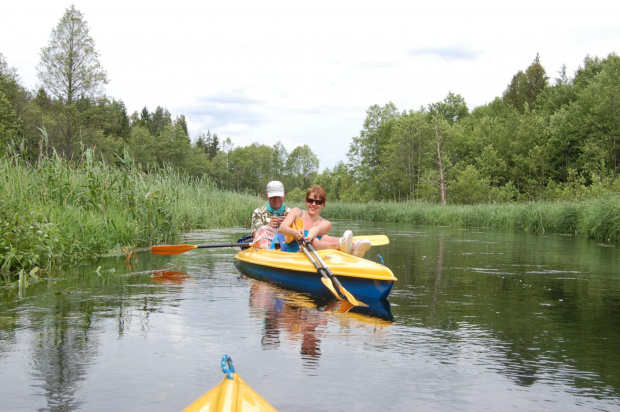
[266,180,285,197]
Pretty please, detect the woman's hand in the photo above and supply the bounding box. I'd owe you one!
[304,227,320,243]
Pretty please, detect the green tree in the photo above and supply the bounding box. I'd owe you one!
[428,91,469,125]
[37,5,108,105]
[102,99,131,141]
[157,124,192,170]
[449,165,490,204]
[347,102,399,200]
[176,115,189,137]
[196,130,220,159]
[150,106,171,136]
[127,126,157,170]
[584,54,620,177]
[382,110,431,200]
[0,92,20,149]
[286,145,319,190]
[475,145,507,187]
[271,141,288,180]
[503,54,549,114]
[35,5,109,160]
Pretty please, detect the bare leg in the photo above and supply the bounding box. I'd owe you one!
[309,234,340,250]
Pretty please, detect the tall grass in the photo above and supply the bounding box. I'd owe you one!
[1,149,258,277]
[2,148,618,280]
[323,199,620,243]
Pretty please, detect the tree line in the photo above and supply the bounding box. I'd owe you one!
[319,53,620,203]
[1,5,619,204]
[0,6,320,200]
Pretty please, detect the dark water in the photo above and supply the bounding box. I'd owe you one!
[1,223,619,411]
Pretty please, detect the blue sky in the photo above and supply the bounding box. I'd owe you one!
[2,0,619,170]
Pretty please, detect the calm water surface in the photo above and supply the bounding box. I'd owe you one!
[1,223,619,411]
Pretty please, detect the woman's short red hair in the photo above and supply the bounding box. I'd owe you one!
[306,185,326,203]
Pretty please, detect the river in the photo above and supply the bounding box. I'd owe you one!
[1,222,619,411]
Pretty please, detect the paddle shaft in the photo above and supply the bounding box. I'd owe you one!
[151,241,252,255]
[304,241,344,290]
[195,242,251,249]
[302,240,366,307]
[298,241,341,300]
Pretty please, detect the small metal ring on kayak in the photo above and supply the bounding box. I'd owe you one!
[221,354,235,379]
[376,254,385,265]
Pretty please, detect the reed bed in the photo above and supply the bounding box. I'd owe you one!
[323,199,620,243]
[1,150,257,277]
[2,149,618,280]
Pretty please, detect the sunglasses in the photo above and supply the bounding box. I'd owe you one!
[306,197,325,205]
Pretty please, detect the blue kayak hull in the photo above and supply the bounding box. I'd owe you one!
[234,257,395,301]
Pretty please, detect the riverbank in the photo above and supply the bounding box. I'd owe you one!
[323,199,620,244]
[1,151,618,280]
[0,150,257,278]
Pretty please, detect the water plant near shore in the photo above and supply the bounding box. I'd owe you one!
[0,149,257,278]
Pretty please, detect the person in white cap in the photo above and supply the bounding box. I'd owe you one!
[251,181,291,248]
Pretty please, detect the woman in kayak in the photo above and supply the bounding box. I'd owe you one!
[278,185,371,257]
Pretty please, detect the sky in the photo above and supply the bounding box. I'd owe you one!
[1,0,619,170]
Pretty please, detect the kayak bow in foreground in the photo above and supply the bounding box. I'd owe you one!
[184,355,276,412]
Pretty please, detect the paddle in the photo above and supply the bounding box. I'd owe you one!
[293,217,366,307]
[299,241,341,299]
[354,234,389,246]
[304,240,367,307]
[151,234,389,256]
[151,241,252,255]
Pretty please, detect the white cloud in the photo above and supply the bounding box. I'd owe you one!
[1,0,619,170]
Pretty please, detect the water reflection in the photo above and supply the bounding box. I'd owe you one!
[150,269,190,283]
[248,282,393,369]
[1,225,620,410]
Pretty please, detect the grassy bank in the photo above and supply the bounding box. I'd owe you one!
[1,150,258,278]
[323,199,620,243]
[2,150,618,280]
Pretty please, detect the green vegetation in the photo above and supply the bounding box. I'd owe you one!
[0,147,257,278]
[1,5,619,280]
[2,7,620,204]
[322,199,620,243]
[1,146,617,281]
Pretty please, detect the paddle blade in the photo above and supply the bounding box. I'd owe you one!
[285,216,305,243]
[336,284,368,307]
[353,235,389,246]
[151,244,197,255]
[320,277,341,300]
[337,300,355,313]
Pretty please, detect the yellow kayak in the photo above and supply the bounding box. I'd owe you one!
[184,355,276,412]
[235,248,397,301]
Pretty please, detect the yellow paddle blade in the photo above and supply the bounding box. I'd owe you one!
[353,235,389,246]
[295,216,304,230]
[320,277,341,300]
[338,300,355,313]
[285,216,304,243]
[151,244,197,255]
[336,284,368,307]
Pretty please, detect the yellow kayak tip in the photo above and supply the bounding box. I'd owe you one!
[184,355,277,412]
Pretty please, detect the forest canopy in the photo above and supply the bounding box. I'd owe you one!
[1,5,619,204]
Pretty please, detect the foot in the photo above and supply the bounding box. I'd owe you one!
[339,230,353,253]
[351,239,371,257]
